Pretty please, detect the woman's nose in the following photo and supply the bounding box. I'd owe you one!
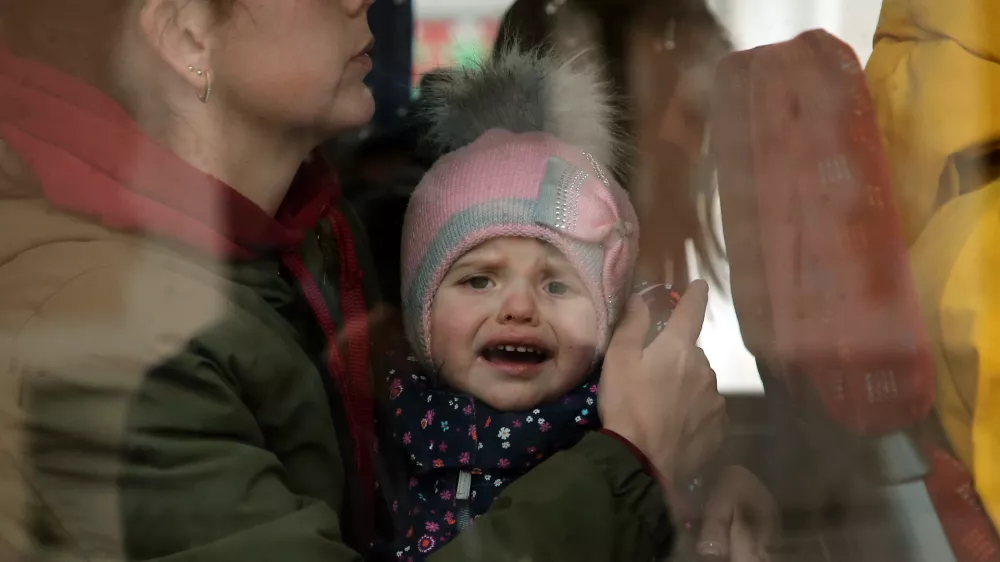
[496,285,539,326]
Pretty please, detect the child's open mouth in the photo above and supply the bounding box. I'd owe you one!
[479,341,553,376]
[481,344,551,364]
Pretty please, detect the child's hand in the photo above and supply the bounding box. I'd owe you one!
[598,280,727,483]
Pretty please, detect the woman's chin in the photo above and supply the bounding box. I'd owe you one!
[324,88,375,133]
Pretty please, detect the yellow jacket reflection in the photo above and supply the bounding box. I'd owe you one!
[867,0,1000,528]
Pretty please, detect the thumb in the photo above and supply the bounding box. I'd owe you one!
[607,294,650,353]
[698,490,734,559]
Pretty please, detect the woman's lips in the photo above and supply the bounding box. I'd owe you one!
[351,38,375,71]
[351,52,373,72]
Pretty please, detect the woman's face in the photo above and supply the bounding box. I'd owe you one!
[208,0,376,135]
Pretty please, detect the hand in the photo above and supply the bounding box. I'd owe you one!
[598,280,727,482]
[674,346,727,481]
[698,465,780,562]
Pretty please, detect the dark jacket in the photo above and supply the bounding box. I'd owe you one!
[0,47,673,561]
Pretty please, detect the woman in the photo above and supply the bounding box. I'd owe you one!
[0,0,725,560]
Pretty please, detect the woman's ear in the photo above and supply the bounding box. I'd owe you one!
[136,0,215,91]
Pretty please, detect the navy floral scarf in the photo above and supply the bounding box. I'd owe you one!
[384,350,599,560]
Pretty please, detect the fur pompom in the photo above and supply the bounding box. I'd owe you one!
[421,47,621,171]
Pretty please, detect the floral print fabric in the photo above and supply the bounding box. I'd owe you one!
[386,351,600,560]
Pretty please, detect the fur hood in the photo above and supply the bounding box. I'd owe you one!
[420,47,622,172]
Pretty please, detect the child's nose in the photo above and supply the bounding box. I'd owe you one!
[496,285,539,326]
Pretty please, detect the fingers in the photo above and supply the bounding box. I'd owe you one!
[728,519,765,562]
[642,282,710,368]
[753,513,777,562]
[607,294,651,353]
[698,489,733,559]
[663,279,709,346]
[704,466,780,562]
[745,471,779,560]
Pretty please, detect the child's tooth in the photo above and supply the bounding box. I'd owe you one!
[504,345,515,351]
[516,347,526,352]
[526,347,535,353]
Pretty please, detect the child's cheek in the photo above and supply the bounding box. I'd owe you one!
[555,297,600,353]
[429,300,478,382]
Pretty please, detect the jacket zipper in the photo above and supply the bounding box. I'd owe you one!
[456,470,472,530]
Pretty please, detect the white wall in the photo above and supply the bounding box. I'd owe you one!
[716,0,883,64]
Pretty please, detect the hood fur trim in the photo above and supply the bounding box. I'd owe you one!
[422,47,621,171]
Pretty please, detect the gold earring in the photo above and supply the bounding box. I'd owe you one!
[186,65,212,103]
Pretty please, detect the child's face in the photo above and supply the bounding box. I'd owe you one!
[430,237,599,411]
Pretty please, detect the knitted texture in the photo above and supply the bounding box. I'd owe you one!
[401,129,638,367]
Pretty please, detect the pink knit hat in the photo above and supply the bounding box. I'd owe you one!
[401,49,640,366]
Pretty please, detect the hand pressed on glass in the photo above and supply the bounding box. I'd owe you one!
[598,279,727,483]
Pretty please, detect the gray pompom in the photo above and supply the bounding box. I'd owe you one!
[421,46,621,171]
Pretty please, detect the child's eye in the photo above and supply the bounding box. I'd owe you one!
[464,276,494,290]
[545,281,570,295]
